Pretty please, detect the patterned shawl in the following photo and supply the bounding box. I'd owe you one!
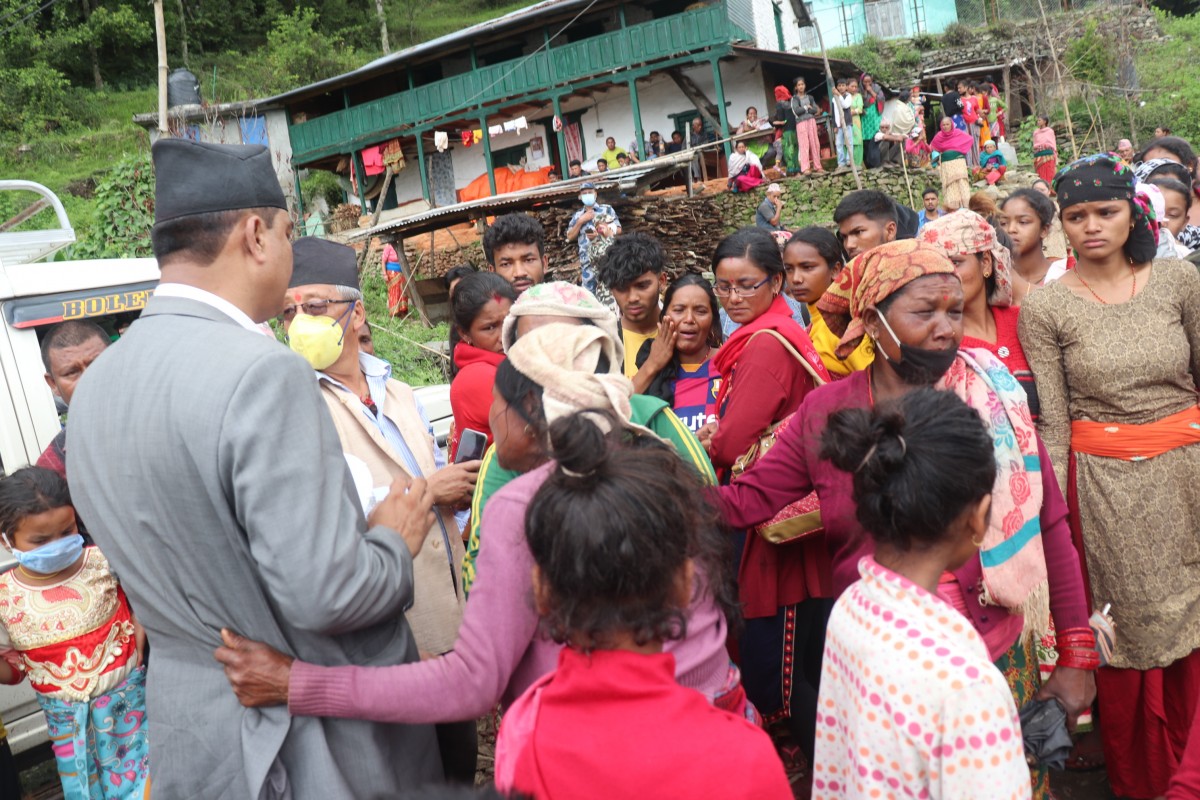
[918,209,1014,307]
[939,347,1048,634]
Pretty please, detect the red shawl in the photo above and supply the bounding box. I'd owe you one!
[712,295,830,412]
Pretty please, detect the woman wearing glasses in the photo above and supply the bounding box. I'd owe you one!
[701,226,833,773]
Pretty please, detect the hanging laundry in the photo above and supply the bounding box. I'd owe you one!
[473,129,484,143]
[360,145,385,176]
[488,124,503,138]
[502,119,519,134]
[514,116,528,133]
[434,131,449,153]
[382,139,406,171]
[462,130,473,147]
[552,115,563,132]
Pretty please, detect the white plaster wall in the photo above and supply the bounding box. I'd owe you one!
[574,61,770,160]
[389,158,424,207]
[144,109,298,214]
[747,0,808,53]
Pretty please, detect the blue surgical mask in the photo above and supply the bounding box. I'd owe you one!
[3,532,85,575]
[581,194,597,207]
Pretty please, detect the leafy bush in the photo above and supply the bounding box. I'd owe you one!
[70,152,154,259]
[301,170,345,212]
[910,32,939,51]
[1065,20,1115,87]
[0,63,74,135]
[941,22,974,48]
[987,22,1014,40]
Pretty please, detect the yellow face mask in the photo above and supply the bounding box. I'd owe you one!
[288,306,353,370]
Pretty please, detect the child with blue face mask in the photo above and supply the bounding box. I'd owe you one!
[0,466,149,799]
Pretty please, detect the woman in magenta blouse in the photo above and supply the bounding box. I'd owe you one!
[718,239,1095,800]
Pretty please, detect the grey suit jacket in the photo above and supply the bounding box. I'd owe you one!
[67,296,441,799]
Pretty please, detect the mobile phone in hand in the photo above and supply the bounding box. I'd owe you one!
[456,429,488,463]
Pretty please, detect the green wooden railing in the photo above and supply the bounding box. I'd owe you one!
[289,1,750,162]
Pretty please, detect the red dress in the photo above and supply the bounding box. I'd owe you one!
[960,305,1040,420]
[449,342,504,461]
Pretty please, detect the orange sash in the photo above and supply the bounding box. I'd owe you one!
[1071,405,1200,461]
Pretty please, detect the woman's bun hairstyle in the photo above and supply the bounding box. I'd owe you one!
[819,387,996,551]
[525,411,739,650]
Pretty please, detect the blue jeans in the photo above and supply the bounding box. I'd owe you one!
[835,126,854,166]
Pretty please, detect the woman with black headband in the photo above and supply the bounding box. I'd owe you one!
[1019,153,1200,799]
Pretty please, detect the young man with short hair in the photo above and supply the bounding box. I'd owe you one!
[595,157,609,173]
[481,213,547,296]
[594,231,667,379]
[566,183,621,295]
[568,159,586,178]
[832,77,853,169]
[917,187,941,231]
[600,136,627,169]
[833,189,900,259]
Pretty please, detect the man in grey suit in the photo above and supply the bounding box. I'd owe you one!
[66,138,443,799]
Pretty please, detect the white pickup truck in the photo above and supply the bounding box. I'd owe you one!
[0,181,452,759]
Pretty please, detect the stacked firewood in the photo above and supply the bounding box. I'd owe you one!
[397,194,728,281]
[536,195,726,281]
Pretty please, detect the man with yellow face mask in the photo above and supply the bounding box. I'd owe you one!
[283,236,482,783]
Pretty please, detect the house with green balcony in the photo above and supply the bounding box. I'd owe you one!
[264,0,853,216]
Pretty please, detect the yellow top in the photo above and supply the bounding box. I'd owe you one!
[808,303,875,377]
[622,328,656,378]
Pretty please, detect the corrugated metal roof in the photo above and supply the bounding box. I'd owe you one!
[347,151,694,241]
[264,0,606,107]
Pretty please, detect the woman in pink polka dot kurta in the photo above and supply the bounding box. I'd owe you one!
[812,388,1031,800]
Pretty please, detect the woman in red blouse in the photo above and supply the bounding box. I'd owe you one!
[919,209,1040,420]
[449,272,516,461]
[701,227,832,771]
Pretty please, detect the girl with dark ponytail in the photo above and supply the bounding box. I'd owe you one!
[812,388,1029,798]
[493,411,789,800]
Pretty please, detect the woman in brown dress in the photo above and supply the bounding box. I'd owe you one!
[1019,153,1200,799]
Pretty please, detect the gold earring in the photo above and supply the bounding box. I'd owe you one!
[971,534,986,547]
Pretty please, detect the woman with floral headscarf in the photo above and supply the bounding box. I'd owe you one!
[721,239,1094,800]
[1019,153,1200,800]
[919,210,1039,418]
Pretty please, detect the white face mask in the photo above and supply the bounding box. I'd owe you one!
[581,194,597,207]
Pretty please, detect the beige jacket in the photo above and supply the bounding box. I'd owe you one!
[319,377,465,655]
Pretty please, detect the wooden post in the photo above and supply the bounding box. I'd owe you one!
[552,95,569,176]
[1036,0,1078,161]
[710,57,732,158]
[628,78,645,160]
[480,116,498,197]
[154,0,168,134]
[809,10,861,190]
[352,150,368,212]
[415,132,432,205]
[1002,65,1014,129]
[396,237,432,326]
